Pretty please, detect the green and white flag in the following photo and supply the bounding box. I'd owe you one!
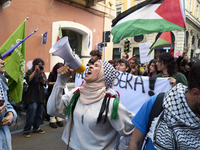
[0,20,26,103]
[111,0,186,44]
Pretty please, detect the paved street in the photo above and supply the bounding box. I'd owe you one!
[10,112,68,150]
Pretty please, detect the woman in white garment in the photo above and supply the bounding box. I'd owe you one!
[47,60,134,150]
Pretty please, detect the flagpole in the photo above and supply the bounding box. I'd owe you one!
[25,17,29,21]
[1,29,38,59]
[183,0,187,48]
[41,29,50,45]
[41,29,50,36]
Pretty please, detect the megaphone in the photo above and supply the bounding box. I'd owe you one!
[49,36,86,74]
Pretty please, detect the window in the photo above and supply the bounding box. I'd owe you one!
[191,49,194,59]
[196,4,199,18]
[154,49,166,59]
[185,31,189,47]
[132,47,140,63]
[113,48,121,61]
[134,35,144,43]
[116,7,122,16]
[185,0,188,9]
[189,0,192,12]
[62,29,82,58]
[62,29,82,83]
[192,36,195,45]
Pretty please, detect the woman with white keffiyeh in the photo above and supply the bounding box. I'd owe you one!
[47,60,135,150]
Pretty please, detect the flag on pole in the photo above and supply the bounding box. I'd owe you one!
[148,31,172,55]
[1,29,38,60]
[42,31,48,45]
[111,0,186,44]
[175,51,181,58]
[128,55,135,62]
[97,42,103,51]
[57,25,62,41]
[0,20,26,103]
[169,47,174,56]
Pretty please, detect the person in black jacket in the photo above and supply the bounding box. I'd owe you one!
[23,58,47,138]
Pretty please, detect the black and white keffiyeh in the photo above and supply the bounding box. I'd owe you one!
[0,79,4,100]
[102,60,116,89]
[148,83,200,150]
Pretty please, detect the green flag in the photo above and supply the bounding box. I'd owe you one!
[0,21,26,103]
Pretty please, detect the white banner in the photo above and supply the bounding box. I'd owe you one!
[139,42,152,64]
[75,68,171,114]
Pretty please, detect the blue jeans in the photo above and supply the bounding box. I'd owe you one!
[24,102,44,132]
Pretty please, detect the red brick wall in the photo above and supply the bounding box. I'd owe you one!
[0,0,104,72]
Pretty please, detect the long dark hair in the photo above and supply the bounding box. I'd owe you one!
[130,58,140,68]
[31,58,44,71]
[158,53,176,76]
[52,62,64,78]
[148,59,158,73]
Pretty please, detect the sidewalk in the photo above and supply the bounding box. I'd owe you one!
[9,83,75,134]
[9,111,50,135]
[9,111,28,134]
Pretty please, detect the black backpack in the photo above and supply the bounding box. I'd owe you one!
[144,73,182,149]
[143,92,165,150]
[147,92,165,133]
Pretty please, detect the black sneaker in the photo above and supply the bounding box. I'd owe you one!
[50,122,57,128]
[57,121,64,127]
[33,129,45,134]
[24,132,30,138]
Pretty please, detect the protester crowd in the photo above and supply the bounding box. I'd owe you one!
[1,47,200,150]
[111,48,191,87]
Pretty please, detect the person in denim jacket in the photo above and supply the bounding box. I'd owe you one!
[0,57,17,150]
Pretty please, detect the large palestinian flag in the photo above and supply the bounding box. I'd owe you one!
[111,0,186,44]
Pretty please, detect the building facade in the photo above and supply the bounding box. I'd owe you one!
[0,0,116,72]
[113,0,200,62]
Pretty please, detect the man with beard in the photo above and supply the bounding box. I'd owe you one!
[128,61,200,150]
[89,50,102,64]
[122,53,129,60]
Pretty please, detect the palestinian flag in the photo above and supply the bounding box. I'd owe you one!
[148,31,172,55]
[111,0,186,44]
[169,47,174,56]
[57,25,62,41]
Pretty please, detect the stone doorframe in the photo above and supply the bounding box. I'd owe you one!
[51,21,92,69]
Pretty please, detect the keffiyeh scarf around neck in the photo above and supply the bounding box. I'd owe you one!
[148,83,200,150]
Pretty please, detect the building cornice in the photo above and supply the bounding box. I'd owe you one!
[185,10,200,30]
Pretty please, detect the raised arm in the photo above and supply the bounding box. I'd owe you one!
[47,65,74,119]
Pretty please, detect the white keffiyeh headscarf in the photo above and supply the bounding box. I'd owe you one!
[79,60,116,105]
[148,83,200,149]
